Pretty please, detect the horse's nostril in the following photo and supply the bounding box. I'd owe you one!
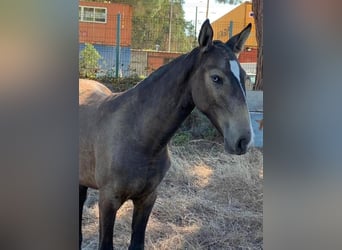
[236,137,249,154]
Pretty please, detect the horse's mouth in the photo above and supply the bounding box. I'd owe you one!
[224,138,248,155]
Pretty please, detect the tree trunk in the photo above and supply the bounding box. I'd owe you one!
[252,0,263,90]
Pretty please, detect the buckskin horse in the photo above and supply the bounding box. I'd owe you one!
[79,20,253,250]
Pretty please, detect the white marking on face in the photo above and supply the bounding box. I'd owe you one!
[229,60,245,97]
[229,60,254,146]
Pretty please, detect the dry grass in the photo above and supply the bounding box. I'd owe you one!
[82,141,263,250]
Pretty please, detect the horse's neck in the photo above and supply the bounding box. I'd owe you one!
[135,53,197,152]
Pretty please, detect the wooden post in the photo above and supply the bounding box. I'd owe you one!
[252,0,263,90]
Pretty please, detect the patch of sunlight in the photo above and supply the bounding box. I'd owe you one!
[192,164,213,188]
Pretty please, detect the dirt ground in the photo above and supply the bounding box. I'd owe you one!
[81,141,263,249]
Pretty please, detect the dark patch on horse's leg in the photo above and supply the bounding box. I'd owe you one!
[129,192,157,250]
[79,185,88,250]
[98,190,121,250]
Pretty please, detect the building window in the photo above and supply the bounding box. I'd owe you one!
[79,6,107,23]
[95,8,106,22]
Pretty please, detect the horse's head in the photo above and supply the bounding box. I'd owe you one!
[190,20,253,155]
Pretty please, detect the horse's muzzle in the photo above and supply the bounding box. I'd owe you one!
[235,136,249,155]
[224,135,250,155]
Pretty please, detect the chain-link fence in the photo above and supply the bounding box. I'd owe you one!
[79,5,257,86]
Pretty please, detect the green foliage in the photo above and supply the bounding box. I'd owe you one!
[131,0,195,52]
[171,131,191,146]
[85,0,195,52]
[79,43,102,79]
[99,74,144,92]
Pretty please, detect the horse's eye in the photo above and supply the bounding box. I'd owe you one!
[211,75,222,84]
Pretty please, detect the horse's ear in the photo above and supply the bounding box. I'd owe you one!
[198,19,213,51]
[226,23,252,57]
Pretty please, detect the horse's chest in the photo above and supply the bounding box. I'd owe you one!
[128,154,171,198]
[146,162,169,186]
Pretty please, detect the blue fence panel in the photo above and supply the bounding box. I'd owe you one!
[246,90,263,148]
[79,43,131,77]
[250,112,263,148]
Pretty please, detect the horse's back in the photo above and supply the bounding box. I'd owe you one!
[79,79,112,106]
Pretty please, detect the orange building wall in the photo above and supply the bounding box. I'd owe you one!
[211,1,257,48]
[79,1,132,46]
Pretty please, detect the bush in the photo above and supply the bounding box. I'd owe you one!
[171,131,192,146]
[99,74,144,92]
[79,43,102,79]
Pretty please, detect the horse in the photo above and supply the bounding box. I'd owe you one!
[79,20,253,250]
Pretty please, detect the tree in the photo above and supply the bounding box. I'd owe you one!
[216,0,263,90]
[84,0,194,52]
[130,0,194,52]
[252,0,263,90]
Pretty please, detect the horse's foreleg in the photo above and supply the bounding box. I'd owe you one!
[129,191,157,250]
[79,185,88,250]
[98,190,122,250]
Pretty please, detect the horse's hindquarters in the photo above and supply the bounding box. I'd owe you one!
[79,79,113,189]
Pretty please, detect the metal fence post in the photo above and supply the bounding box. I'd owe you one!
[229,20,233,39]
[116,13,121,78]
